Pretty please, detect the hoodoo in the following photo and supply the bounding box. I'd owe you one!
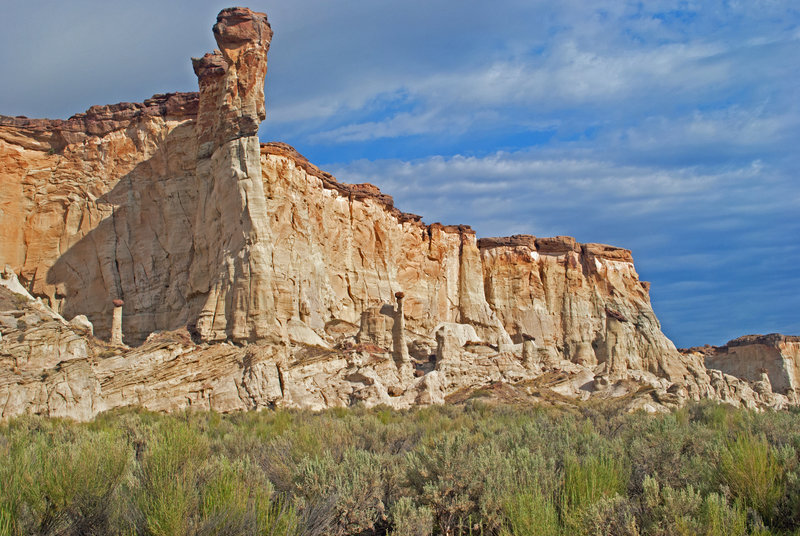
[0,8,797,420]
[110,299,124,346]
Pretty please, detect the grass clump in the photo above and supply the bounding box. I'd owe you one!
[718,431,787,524]
[500,487,559,536]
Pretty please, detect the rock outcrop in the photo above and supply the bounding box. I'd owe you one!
[679,335,800,406]
[705,335,800,395]
[1,7,798,420]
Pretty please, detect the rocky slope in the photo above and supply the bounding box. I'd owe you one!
[0,7,797,419]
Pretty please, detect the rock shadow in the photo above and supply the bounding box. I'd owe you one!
[47,122,201,345]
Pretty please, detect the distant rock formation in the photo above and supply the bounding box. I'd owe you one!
[681,335,800,404]
[0,8,797,419]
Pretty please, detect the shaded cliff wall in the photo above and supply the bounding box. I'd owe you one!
[0,94,199,340]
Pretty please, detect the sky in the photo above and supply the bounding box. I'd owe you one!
[1,0,798,347]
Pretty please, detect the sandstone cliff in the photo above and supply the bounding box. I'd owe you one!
[0,7,797,419]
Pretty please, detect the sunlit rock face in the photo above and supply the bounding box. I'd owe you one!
[478,235,689,382]
[703,335,800,396]
[1,7,798,420]
[258,141,510,348]
[189,7,277,343]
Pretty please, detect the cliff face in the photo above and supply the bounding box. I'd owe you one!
[0,7,797,419]
[258,142,509,347]
[703,335,800,396]
[0,93,200,341]
[478,236,686,380]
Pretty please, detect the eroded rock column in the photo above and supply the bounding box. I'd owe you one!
[604,308,629,377]
[522,337,537,369]
[393,292,411,365]
[189,8,277,343]
[435,326,459,369]
[110,299,124,346]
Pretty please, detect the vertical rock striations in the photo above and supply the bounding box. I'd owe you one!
[477,236,688,383]
[0,93,200,343]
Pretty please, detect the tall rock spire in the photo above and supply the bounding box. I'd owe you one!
[189,8,277,342]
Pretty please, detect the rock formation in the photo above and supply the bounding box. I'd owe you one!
[190,8,277,343]
[705,335,800,395]
[110,299,124,346]
[0,7,798,420]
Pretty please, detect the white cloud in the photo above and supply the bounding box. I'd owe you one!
[329,147,779,235]
[299,33,797,143]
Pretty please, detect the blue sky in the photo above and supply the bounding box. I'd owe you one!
[2,1,798,347]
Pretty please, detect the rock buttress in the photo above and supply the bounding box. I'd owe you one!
[189,8,277,342]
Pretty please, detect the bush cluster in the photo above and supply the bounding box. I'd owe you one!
[0,401,799,535]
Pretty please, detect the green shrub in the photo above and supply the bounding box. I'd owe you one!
[0,507,11,536]
[719,432,785,524]
[196,457,298,536]
[701,493,748,536]
[406,431,518,535]
[0,424,129,535]
[133,420,208,535]
[294,448,389,535]
[500,486,560,536]
[641,475,747,536]
[0,434,31,534]
[624,410,719,495]
[390,496,434,536]
[1,402,799,535]
[579,495,639,536]
[777,469,800,530]
[560,452,628,529]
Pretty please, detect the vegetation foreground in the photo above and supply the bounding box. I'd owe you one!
[1,401,799,536]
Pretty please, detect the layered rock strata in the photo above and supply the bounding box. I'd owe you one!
[1,7,798,419]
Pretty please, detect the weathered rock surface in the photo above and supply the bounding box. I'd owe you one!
[705,335,800,395]
[478,235,687,382]
[2,238,799,419]
[1,7,798,420]
[680,335,800,407]
[0,93,200,342]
